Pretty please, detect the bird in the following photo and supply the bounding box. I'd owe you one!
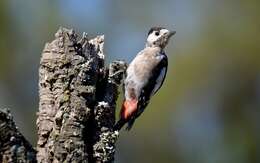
[113,27,175,131]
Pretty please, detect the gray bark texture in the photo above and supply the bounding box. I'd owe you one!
[0,27,127,163]
[0,108,36,163]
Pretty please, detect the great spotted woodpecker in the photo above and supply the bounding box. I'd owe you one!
[114,27,175,131]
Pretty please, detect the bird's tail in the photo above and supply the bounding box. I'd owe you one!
[113,118,126,131]
[113,101,128,131]
[125,118,136,131]
[114,99,138,131]
[114,118,136,131]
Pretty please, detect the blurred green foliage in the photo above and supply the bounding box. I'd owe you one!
[0,0,259,162]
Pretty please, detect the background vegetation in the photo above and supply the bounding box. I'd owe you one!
[0,0,259,162]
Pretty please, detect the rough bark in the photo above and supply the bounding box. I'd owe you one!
[0,27,126,163]
[92,61,126,162]
[0,108,36,163]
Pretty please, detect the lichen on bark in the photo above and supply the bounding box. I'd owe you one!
[37,27,126,163]
[0,27,126,163]
[0,108,36,163]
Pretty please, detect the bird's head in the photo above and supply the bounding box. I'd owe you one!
[146,27,175,49]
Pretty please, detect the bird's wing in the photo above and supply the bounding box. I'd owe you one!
[137,53,168,114]
[126,54,168,130]
[151,54,168,96]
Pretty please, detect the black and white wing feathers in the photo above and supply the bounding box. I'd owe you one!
[126,54,168,130]
[151,54,168,96]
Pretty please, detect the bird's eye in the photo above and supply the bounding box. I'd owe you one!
[155,31,160,36]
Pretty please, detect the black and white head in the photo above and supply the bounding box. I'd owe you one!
[146,27,176,49]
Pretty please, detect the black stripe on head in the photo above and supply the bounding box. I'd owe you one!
[148,27,164,35]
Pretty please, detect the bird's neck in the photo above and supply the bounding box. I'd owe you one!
[145,44,164,52]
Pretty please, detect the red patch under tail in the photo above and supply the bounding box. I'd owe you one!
[121,99,138,120]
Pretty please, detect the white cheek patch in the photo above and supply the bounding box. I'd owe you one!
[147,33,158,43]
[160,29,170,35]
[147,29,169,45]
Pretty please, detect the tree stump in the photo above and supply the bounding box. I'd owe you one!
[0,27,127,163]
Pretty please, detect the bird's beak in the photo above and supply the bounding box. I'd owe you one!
[168,31,176,37]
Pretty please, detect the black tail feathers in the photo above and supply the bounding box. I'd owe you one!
[113,119,126,131]
[125,118,135,131]
[113,118,136,131]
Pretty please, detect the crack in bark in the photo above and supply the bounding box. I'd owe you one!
[0,27,126,163]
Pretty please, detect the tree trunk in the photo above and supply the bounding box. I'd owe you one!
[0,108,36,163]
[0,27,127,163]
